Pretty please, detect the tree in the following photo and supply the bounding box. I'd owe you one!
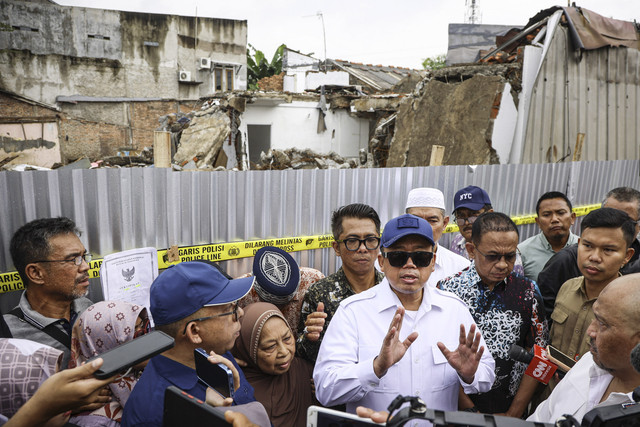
[422,54,446,70]
[246,44,286,90]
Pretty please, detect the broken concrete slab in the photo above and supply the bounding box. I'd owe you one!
[387,74,505,167]
[174,108,230,168]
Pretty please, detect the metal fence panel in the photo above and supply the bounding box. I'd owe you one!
[0,160,638,309]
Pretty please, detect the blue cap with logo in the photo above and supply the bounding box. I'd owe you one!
[381,214,434,248]
[252,246,301,305]
[150,261,254,326]
[453,185,492,212]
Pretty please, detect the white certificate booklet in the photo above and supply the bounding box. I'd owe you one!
[100,247,159,325]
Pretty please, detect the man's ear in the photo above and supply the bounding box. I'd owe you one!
[443,216,450,228]
[623,247,635,266]
[25,263,45,286]
[466,242,476,260]
[185,322,203,345]
[378,252,385,274]
[332,240,341,257]
[570,212,576,224]
[534,216,541,227]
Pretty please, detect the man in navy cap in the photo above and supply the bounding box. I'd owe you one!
[314,214,495,415]
[449,185,524,276]
[449,185,493,260]
[122,261,261,427]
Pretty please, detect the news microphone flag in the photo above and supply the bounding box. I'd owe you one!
[509,344,558,385]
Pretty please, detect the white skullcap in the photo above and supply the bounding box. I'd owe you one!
[405,187,446,211]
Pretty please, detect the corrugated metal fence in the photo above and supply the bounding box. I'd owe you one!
[522,25,640,163]
[0,159,638,309]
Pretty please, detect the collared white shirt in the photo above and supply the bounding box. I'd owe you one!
[313,279,495,417]
[427,244,470,287]
[528,352,636,423]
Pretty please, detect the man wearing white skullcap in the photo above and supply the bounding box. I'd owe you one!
[405,188,470,287]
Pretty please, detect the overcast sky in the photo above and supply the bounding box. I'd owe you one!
[57,0,638,69]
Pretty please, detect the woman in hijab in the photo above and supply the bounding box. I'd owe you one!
[68,301,150,427]
[234,302,315,427]
[0,338,69,426]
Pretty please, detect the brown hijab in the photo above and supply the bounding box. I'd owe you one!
[234,302,315,427]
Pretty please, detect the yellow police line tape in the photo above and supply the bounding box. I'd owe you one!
[0,204,601,294]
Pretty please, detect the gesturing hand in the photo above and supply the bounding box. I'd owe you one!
[304,302,327,342]
[437,323,484,384]
[373,306,419,378]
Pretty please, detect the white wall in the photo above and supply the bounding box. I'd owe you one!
[239,100,369,160]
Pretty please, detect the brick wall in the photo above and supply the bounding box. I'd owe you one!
[0,92,59,120]
[58,100,197,161]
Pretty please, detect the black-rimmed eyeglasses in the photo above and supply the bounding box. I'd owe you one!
[182,302,239,335]
[336,237,380,251]
[34,253,92,266]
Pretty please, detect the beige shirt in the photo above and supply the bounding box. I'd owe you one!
[549,276,595,362]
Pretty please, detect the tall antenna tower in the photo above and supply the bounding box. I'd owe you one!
[464,0,482,24]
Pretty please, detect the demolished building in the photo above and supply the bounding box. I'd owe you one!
[387,6,640,166]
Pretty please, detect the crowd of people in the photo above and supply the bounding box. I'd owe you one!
[1,185,640,426]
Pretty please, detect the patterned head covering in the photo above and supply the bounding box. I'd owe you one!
[0,339,63,418]
[69,300,148,422]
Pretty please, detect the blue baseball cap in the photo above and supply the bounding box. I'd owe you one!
[252,246,301,305]
[151,261,254,326]
[453,185,492,212]
[381,214,434,248]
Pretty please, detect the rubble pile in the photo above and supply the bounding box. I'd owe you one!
[254,148,358,170]
[173,105,231,170]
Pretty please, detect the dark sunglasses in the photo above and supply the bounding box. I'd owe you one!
[382,251,434,268]
[475,248,518,263]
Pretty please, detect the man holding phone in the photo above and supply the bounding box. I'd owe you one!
[122,261,259,427]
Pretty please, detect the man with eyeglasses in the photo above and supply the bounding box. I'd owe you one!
[4,217,94,368]
[314,214,495,415]
[297,203,384,363]
[405,187,470,286]
[123,261,262,427]
[449,185,525,276]
[438,212,548,417]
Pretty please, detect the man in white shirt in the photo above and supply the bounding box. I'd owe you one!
[314,214,495,414]
[528,273,640,423]
[405,188,470,286]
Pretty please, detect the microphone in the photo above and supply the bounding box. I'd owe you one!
[509,344,558,385]
[631,342,640,374]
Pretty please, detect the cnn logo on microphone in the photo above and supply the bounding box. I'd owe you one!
[524,345,558,384]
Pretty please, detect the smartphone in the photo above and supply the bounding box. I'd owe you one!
[163,385,231,427]
[307,405,381,427]
[194,348,235,399]
[547,345,577,372]
[90,330,174,379]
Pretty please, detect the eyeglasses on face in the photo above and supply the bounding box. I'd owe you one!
[34,253,93,266]
[133,317,151,339]
[474,248,518,264]
[454,215,480,226]
[336,237,381,251]
[382,251,434,268]
[182,302,239,335]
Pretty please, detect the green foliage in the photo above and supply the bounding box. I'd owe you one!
[422,54,446,70]
[0,23,14,32]
[246,44,286,90]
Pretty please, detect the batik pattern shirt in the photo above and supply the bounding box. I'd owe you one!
[438,263,548,413]
[296,267,384,362]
